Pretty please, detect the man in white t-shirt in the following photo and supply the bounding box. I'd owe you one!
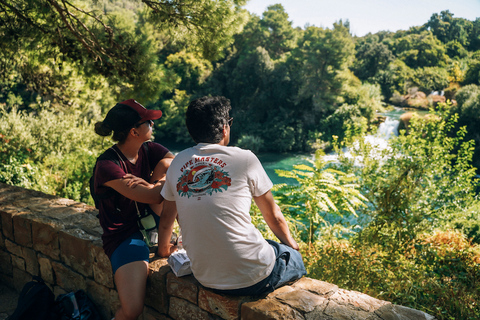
[157,96,306,295]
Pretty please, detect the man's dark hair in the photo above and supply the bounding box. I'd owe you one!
[186,96,232,143]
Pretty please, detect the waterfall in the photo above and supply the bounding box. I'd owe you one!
[377,118,400,140]
[324,116,401,164]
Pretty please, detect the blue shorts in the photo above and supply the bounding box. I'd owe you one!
[211,240,307,296]
[110,232,149,274]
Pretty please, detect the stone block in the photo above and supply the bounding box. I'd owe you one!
[0,272,15,289]
[167,272,199,304]
[266,285,295,298]
[11,254,25,271]
[61,211,103,237]
[145,259,171,314]
[198,287,251,320]
[86,279,113,320]
[52,261,87,292]
[275,289,328,313]
[169,297,212,320]
[32,221,60,260]
[291,278,339,297]
[0,232,4,250]
[0,250,12,276]
[38,255,54,284]
[13,214,33,248]
[12,268,32,292]
[21,247,39,275]
[109,288,121,318]
[0,209,14,241]
[91,241,114,288]
[324,299,370,320]
[5,239,22,257]
[58,230,93,278]
[329,288,389,313]
[143,306,170,320]
[374,304,435,320]
[241,298,304,320]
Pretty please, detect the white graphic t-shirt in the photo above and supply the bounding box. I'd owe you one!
[161,143,276,290]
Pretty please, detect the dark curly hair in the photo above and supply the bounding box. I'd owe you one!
[186,96,232,143]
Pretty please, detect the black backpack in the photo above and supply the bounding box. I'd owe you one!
[53,290,102,320]
[8,276,56,320]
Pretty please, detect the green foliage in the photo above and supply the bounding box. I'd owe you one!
[0,105,105,204]
[447,199,480,245]
[274,149,367,243]
[352,34,395,81]
[337,103,477,249]
[410,66,450,93]
[450,84,480,168]
[303,231,480,320]
[236,135,264,154]
[393,30,449,68]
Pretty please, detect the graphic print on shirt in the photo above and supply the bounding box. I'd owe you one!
[177,162,231,198]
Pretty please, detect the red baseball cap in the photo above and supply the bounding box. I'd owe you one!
[103,99,163,132]
[117,99,163,121]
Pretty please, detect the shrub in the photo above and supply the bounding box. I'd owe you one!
[0,105,106,204]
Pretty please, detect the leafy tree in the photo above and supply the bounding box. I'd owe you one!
[290,21,355,118]
[0,0,247,111]
[393,30,449,68]
[410,66,450,93]
[375,59,415,101]
[352,34,395,81]
[258,4,297,59]
[426,10,472,47]
[462,51,480,86]
[450,84,480,168]
[468,18,480,51]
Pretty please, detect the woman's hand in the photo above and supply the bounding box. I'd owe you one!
[122,174,152,189]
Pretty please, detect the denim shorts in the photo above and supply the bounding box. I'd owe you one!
[110,232,149,274]
[211,240,307,296]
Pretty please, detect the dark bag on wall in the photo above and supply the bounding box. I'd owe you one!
[8,276,55,320]
[53,290,102,320]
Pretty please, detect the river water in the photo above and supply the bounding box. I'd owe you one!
[260,107,411,184]
[162,107,414,185]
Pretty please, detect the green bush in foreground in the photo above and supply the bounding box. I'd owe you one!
[264,103,479,320]
[0,106,105,204]
[302,229,480,319]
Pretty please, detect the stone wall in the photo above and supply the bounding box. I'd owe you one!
[0,183,435,320]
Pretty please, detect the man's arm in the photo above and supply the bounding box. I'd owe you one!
[157,199,178,257]
[254,190,299,250]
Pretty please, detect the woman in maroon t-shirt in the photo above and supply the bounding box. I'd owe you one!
[93,99,175,320]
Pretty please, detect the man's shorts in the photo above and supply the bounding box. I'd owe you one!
[110,232,149,274]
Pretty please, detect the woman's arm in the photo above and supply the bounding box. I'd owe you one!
[104,178,163,204]
[149,152,175,216]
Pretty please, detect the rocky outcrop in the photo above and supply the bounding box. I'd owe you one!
[0,183,435,319]
[392,89,447,110]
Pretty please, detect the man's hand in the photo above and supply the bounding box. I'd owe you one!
[158,243,178,258]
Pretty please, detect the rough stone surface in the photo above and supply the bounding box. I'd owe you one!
[241,299,305,320]
[0,183,436,320]
[276,289,327,313]
[167,272,199,304]
[169,296,212,320]
[198,287,250,320]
